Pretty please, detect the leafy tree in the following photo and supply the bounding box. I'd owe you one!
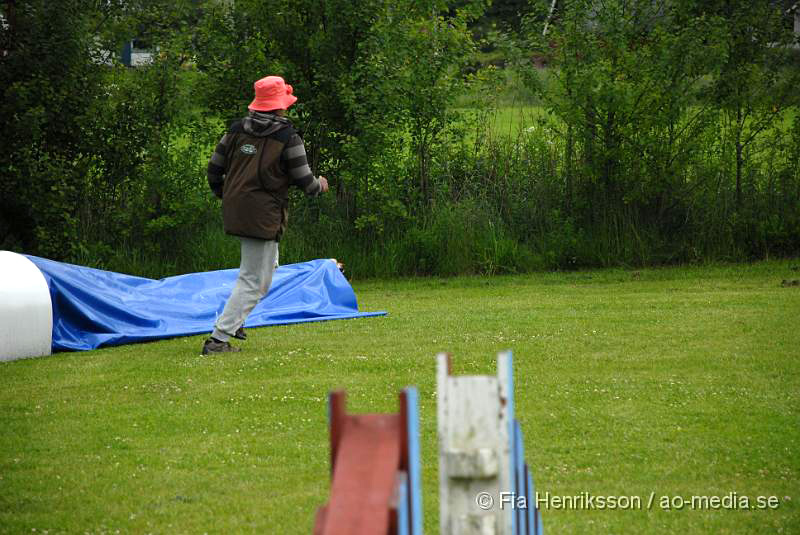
[517,1,738,261]
[0,0,104,257]
[192,0,484,234]
[703,0,799,210]
[1,0,213,268]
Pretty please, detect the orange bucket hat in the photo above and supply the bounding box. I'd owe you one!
[248,76,298,112]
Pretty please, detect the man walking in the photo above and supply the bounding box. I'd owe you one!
[202,76,328,355]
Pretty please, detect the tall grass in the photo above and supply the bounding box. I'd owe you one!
[66,94,799,281]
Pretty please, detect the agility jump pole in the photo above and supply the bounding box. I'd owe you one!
[314,387,423,535]
[313,351,542,535]
[437,351,543,535]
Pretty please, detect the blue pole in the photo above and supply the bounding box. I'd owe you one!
[403,387,424,535]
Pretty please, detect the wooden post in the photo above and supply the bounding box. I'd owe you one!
[437,352,513,534]
[316,387,423,535]
[438,351,543,535]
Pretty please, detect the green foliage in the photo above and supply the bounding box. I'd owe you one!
[504,0,800,267]
[0,0,103,257]
[192,0,275,120]
[0,1,218,272]
[1,0,797,278]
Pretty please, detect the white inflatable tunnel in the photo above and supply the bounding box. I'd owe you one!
[0,251,53,361]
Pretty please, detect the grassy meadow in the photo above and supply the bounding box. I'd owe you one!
[1,260,799,533]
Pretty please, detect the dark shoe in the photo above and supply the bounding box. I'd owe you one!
[233,327,247,340]
[201,337,241,355]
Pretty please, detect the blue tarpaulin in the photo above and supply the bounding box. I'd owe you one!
[26,256,386,352]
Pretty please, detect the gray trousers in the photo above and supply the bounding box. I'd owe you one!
[212,237,278,342]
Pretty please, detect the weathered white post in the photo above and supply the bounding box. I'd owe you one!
[437,351,513,535]
[437,351,543,535]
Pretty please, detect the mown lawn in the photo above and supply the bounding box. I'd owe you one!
[1,261,798,534]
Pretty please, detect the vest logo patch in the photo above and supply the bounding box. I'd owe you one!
[240,144,257,155]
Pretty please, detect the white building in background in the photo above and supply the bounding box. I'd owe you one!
[794,3,800,36]
[787,1,800,48]
[121,39,154,67]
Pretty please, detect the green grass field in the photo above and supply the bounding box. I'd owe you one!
[1,261,799,533]
[488,105,550,137]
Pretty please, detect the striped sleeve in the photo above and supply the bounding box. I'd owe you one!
[207,134,230,198]
[281,133,321,196]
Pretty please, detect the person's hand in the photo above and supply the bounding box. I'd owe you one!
[318,175,329,193]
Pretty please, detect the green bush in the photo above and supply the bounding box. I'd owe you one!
[1,0,797,279]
